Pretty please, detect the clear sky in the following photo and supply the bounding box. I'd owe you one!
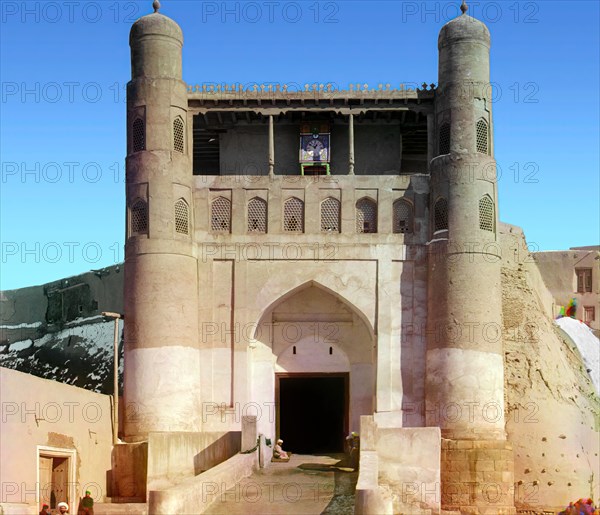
[1,0,599,290]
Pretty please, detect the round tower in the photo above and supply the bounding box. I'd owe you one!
[124,0,200,440]
[427,3,515,510]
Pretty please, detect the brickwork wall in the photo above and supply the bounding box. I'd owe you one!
[441,439,516,515]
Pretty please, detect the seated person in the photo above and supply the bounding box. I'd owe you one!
[273,439,289,459]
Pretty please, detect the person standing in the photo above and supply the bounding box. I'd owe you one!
[77,490,94,515]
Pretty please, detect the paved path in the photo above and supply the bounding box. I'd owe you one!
[204,453,357,515]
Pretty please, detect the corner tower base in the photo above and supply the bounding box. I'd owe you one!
[441,439,516,514]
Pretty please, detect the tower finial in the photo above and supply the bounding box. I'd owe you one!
[153,0,160,12]
[460,0,468,14]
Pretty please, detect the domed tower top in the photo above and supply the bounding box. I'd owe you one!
[437,0,491,87]
[438,0,490,50]
[129,0,183,79]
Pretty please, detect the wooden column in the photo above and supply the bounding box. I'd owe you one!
[398,131,403,174]
[427,113,434,167]
[348,113,355,175]
[268,115,275,176]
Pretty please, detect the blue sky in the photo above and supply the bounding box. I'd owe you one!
[1,0,599,290]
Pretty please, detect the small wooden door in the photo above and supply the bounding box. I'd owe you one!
[39,456,53,507]
[52,457,69,507]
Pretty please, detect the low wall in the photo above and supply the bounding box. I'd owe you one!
[356,415,441,515]
[148,452,258,514]
[111,442,148,500]
[146,431,241,491]
[377,427,441,514]
[0,504,38,515]
[355,451,392,515]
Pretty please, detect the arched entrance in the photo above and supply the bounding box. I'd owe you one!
[253,281,375,454]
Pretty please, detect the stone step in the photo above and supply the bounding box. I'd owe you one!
[92,503,147,515]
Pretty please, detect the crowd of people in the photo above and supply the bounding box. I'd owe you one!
[38,490,94,515]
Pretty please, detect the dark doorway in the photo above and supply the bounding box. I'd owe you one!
[277,374,348,454]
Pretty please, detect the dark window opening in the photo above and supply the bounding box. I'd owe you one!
[193,122,221,175]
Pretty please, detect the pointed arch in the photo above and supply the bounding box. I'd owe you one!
[132,117,145,153]
[479,194,495,232]
[211,196,231,232]
[433,197,448,232]
[393,198,413,234]
[247,197,267,233]
[283,197,304,232]
[476,118,489,154]
[439,122,450,155]
[174,198,189,235]
[355,197,377,233]
[255,280,375,343]
[130,198,148,236]
[321,197,341,233]
[173,116,185,154]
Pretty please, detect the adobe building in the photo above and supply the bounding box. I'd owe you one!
[534,246,600,333]
[1,1,598,514]
[123,0,511,512]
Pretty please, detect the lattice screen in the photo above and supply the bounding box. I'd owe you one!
[393,199,412,233]
[283,197,304,232]
[175,199,189,234]
[476,119,489,154]
[321,197,340,232]
[434,198,448,232]
[132,118,145,153]
[439,122,450,155]
[173,117,185,154]
[131,199,148,235]
[356,198,377,233]
[247,197,267,233]
[479,195,494,232]
[211,197,231,232]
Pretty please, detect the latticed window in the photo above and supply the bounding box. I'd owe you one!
[393,199,413,234]
[476,119,489,154]
[130,199,148,235]
[173,117,185,154]
[211,197,231,233]
[132,118,145,153]
[283,197,304,232]
[434,198,448,232]
[479,195,494,232]
[247,197,267,233]
[356,198,377,233]
[439,122,450,155]
[321,197,340,233]
[174,198,189,235]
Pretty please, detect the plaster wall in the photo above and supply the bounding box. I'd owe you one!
[193,175,429,438]
[375,427,441,514]
[146,431,241,491]
[0,368,113,511]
